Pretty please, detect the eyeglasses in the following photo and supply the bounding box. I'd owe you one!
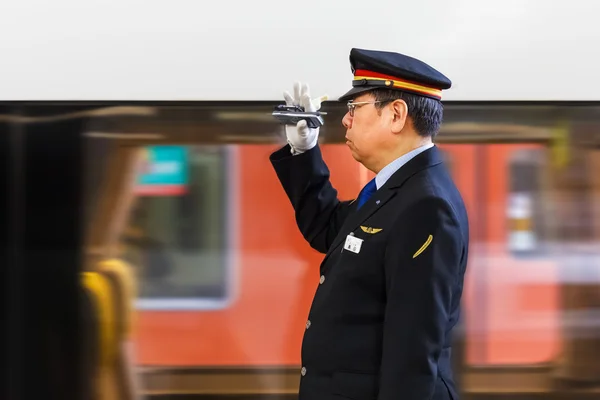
[346,101,386,117]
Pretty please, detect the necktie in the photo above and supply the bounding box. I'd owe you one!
[356,178,377,209]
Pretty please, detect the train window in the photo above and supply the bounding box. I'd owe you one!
[507,147,547,256]
[122,145,235,310]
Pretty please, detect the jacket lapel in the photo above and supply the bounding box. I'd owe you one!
[324,146,444,256]
[328,189,396,251]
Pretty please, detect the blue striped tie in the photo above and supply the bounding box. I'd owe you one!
[356,178,377,209]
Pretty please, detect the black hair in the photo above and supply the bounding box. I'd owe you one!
[369,88,444,139]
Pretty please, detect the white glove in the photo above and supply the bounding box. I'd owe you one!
[283,82,327,155]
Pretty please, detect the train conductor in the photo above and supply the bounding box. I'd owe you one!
[270,48,470,400]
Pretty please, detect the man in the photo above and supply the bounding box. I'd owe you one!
[270,48,469,400]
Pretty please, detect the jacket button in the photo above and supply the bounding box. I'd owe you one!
[319,275,325,284]
[301,367,306,376]
[306,320,311,329]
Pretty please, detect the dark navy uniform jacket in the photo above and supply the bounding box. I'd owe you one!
[270,143,469,400]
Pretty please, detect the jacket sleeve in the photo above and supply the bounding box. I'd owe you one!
[378,197,463,400]
[270,144,354,254]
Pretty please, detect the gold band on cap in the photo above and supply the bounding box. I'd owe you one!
[353,69,442,99]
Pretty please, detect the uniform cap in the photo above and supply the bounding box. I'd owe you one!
[338,48,451,102]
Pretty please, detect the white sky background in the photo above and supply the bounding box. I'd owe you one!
[0,0,598,100]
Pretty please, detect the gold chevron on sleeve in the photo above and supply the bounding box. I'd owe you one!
[360,226,382,234]
[413,234,433,258]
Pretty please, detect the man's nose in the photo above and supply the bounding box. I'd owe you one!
[342,112,352,129]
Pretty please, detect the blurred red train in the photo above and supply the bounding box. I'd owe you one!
[122,139,567,368]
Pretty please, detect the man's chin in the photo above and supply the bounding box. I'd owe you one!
[348,148,361,162]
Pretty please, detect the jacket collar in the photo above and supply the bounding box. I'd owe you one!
[324,145,443,256]
[380,145,443,190]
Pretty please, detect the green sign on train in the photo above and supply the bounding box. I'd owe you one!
[135,146,188,195]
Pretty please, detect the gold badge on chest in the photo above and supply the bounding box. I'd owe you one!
[360,226,383,234]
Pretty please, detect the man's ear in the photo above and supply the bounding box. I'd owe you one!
[390,99,408,134]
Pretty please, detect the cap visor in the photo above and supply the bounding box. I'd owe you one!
[338,86,374,102]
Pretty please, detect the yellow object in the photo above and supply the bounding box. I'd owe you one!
[82,271,115,366]
[98,258,137,338]
[413,235,433,259]
[551,119,569,169]
[360,226,383,234]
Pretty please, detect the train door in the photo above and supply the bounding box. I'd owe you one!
[414,140,554,380]
[413,140,538,367]
[439,118,600,397]
[479,142,559,366]
[552,143,600,386]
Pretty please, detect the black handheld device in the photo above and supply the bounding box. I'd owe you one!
[272,105,326,129]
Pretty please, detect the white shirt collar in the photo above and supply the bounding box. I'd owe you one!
[375,143,435,190]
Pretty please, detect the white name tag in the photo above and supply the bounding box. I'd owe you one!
[343,234,363,254]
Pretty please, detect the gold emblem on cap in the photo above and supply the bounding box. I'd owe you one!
[385,80,392,86]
